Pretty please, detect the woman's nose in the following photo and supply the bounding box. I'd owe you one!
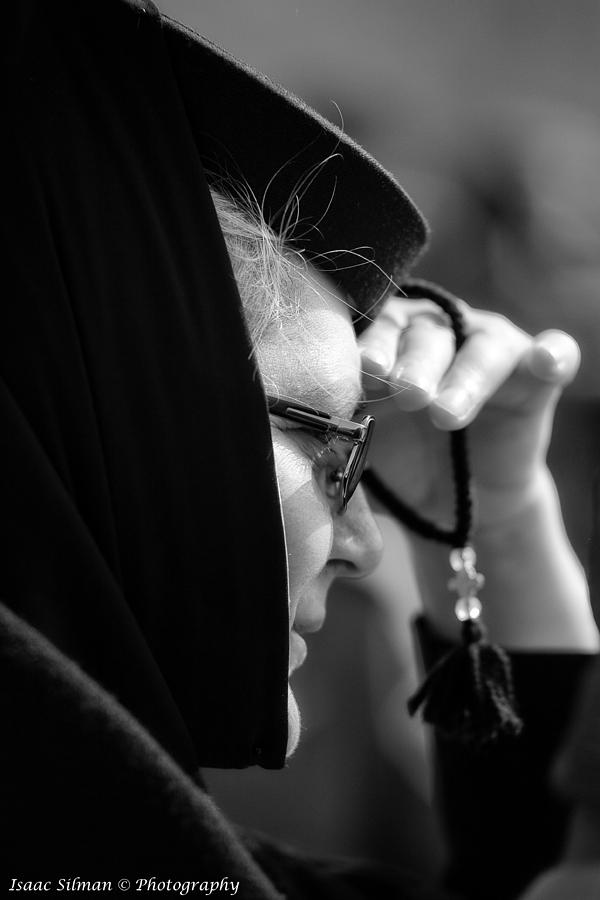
[330,485,384,577]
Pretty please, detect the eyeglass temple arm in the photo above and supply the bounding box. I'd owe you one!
[275,408,366,441]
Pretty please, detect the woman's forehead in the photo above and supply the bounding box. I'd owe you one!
[286,374,363,420]
[258,270,362,417]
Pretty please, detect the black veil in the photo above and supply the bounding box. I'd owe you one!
[0,0,426,773]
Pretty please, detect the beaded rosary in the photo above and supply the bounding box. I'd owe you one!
[362,279,523,745]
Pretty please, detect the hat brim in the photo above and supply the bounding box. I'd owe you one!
[162,15,429,331]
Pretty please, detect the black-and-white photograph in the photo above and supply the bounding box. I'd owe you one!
[3,2,600,897]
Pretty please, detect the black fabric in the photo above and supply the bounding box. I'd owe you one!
[554,481,600,824]
[552,663,600,864]
[243,832,454,900]
[1,0,289,771]
[1,601,591,898]
[414,617,596,900]
[0,603,282,895]
[0,601,450,897]
[161,16,428,330]
[554,655,600,806]
[1,0,428,773]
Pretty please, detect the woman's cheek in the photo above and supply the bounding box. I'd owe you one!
[271,439,313,504]
[272,439,334,615]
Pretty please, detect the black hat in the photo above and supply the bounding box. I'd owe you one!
[162,11,428,329]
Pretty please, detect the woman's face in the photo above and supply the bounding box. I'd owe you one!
[257,271,384,755]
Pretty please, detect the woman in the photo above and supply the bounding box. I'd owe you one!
[1,0,598,897]
[214,187,598,899]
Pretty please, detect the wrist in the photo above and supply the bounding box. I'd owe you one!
[407,466,599,650]
[475,465,554,536]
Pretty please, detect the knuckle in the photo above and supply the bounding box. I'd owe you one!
[474,309,528,344]
[409,311,453,333]
[449,359,487,393]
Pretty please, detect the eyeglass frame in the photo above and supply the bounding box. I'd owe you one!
[266,394,375,512]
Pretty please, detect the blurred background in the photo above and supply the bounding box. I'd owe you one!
[161,0,600,883]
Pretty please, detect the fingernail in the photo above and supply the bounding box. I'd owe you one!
[435,386,473,419]
[532,345,570,381]
[392,366,433,395]
[530,331,581,384]
[362,347,391,374]
[543,348,567,374]
[391,367,434,411]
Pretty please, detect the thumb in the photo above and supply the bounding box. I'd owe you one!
[507,330,581,423]
[526,330,581,386]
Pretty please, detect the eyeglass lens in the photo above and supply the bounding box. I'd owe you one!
[341,418,374,510]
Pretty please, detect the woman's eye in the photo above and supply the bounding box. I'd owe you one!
[281,426,348,500]
[307,438,347,498]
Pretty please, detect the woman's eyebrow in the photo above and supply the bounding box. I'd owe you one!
[300,380,364,420]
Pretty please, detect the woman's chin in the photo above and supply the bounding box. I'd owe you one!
[286,684,302,757]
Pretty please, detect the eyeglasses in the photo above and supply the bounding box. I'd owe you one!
[266,394,375,512]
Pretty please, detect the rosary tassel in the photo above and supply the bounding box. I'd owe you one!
[407,546,522,744]
[407,617,523,745]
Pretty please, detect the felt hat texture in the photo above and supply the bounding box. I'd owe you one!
[162,11,429,329]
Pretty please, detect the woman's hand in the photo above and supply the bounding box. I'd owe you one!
[359,296,579,529]
[358,294,598,649]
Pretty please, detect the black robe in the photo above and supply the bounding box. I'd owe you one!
[1,601,593,898]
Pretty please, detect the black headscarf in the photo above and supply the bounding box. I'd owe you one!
[1,0,426,773]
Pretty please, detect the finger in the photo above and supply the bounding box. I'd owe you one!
[359,298,451,377]
[359,308,407,378]
[391,312,456,411]
[429,317,530,430]
[526,329,581,385]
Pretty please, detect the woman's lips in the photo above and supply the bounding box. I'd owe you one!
[289,594,327,676]
[288,630,307,675]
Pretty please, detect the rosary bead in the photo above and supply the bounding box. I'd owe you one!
[454,595,482,622]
